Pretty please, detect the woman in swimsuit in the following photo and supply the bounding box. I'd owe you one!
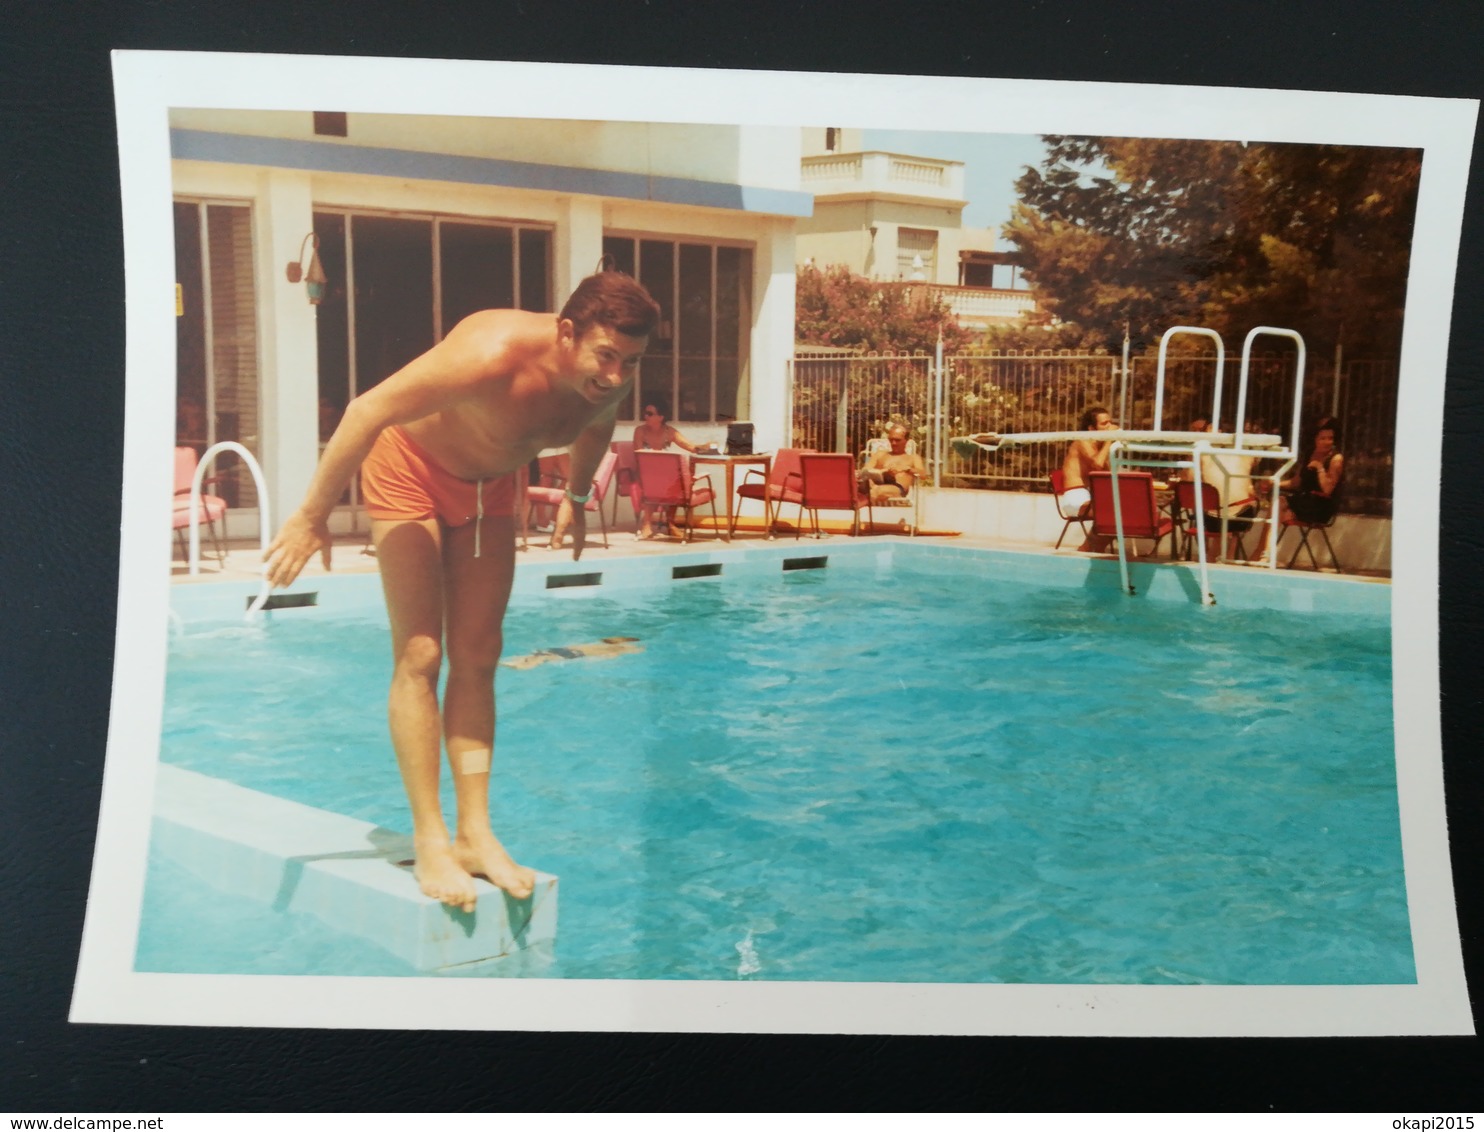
[632,400,698,539]
[1282,417,1344,524]
[1252,417,1344,563]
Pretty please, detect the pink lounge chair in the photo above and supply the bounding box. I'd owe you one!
[732,446,811,538]
[172,446,227,563]
[795,453,872,538]
[524,450,619,550]
[1088,470,1174,558]
[610,440,642,530]
[634,450,719,542]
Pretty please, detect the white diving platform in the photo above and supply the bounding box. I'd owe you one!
[151,763,558,971]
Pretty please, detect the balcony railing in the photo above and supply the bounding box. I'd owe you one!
[802,151,963,201]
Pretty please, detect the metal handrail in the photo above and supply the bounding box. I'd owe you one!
[188,441,272,617]
[1154,326,1226,432]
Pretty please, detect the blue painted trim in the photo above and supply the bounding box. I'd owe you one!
[171,129,814,218]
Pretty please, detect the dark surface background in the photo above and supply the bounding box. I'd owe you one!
[3,0,1480,1112]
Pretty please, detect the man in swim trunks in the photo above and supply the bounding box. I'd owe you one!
[1060,405,1118,552]
[858,423,927,504]
[264,271,660,913]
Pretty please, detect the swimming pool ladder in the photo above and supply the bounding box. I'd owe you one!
[1111,325,1303,605]
[187,441,273,617]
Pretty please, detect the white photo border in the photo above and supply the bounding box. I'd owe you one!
[76,49,1478,1036]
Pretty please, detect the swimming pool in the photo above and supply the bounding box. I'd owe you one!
[139,544,1411,984]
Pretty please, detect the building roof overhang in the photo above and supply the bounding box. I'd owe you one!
[172,129,816,219]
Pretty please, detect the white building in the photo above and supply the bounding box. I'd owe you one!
[795,127,1035,332]
[170,110,810,534]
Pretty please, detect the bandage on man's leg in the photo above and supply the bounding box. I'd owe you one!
[458,747,492,775]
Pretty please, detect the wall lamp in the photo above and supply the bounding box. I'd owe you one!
[286,233,328,305]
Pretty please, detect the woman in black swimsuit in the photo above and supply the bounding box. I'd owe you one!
[1282,417,1344,524]
[1251,417,1344,564]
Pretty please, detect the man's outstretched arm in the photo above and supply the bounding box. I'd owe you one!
[264,313,522,586]
[551,410,619,561]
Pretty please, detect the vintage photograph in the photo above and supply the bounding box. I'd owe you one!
[71,51,1475,1035]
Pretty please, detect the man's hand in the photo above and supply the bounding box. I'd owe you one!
[264,510,333,588]
[550,495,587,560]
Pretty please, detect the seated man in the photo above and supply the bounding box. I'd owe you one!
[858,423,927,504]
[1059,405,1118,552]
[1196,426,1261,561]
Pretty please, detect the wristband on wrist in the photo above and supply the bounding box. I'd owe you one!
[565,486,593,505]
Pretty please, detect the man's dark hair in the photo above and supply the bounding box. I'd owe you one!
[1079,405,1110,431]
[560,271,662,339]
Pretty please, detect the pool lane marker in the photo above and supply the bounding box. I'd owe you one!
[782,555,828,571]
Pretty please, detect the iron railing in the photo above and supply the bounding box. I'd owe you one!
[789,349,1399,515]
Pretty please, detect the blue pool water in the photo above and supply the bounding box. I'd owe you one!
[139,553,1412,984]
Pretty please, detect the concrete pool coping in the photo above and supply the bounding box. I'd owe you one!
[151,765,559,971]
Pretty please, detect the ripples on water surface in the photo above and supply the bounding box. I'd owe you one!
[140,559,1412,984]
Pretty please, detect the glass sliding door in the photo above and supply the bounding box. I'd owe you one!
[352,215,436,393]
[173,198,260,509]
[440,222,515,333]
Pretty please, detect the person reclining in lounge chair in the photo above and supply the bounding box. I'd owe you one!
[858,423,927,505]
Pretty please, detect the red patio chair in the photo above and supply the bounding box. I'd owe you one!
[732,446,811,538]
[634,450,719,542]
[1175,479,1254,562]
[1088,470,1174,558]
[525,449,620,550]
[795,452,872,538]
[171,446,227,563]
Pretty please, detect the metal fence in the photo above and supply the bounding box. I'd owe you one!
[789,349,1399,515]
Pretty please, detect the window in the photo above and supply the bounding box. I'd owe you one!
[897,227,937,281]
[173,199,260,509]
[314,210,552,415]
[603,234,753,423]
[312,112,348,137]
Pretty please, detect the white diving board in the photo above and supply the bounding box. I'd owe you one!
[151,763,558,971]
[953,428,1285,453]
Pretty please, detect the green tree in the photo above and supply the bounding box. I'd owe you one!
[1005,137,1421,359]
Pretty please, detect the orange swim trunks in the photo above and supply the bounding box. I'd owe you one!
[360,425,518,526]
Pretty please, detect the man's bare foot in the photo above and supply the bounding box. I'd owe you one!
[413,836,478,913]
[453,828,537,900]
